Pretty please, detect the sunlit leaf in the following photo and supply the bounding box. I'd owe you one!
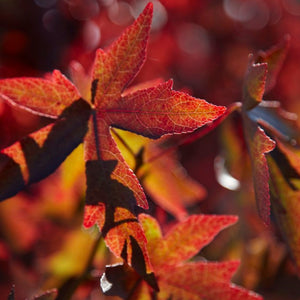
[242,57,267,111]
[101,214,262,300]
[0,2,226,286]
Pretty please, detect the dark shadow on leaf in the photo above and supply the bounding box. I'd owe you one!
[270,147,300,191]
[85,159,138,237]
[86,159,158,290]
[129,236,158,291]
[0,99,91,201]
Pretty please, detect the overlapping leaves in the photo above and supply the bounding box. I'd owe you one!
[0,3,226,286]
[101,213,262,300]
[238,38,300,274]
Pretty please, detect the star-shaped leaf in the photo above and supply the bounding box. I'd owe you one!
[101,214,262,300]
[0,3,226,286]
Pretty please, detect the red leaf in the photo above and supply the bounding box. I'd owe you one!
[81,2,225,281]
[242,57,267,111]
[139,214,238,268]
[0,70,81,118]
[107,80,225,139]
[243,115,275,225]
[91,3,153,106]
[0,3,226,285]
[242,58,275,225]
[140,214,261,299]
[101,214,262,300]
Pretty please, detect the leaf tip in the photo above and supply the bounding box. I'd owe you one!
[145,2,154,12]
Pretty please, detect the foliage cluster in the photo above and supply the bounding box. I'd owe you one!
[1,1,300,299]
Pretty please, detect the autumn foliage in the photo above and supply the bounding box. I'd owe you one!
[0,1,300,299]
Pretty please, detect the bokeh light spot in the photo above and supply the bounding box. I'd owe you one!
[66,0,100,21]
[176,23,211,56]
[83,21,101,51]
[108,1,133,26]
[223,0,270,30]
[131,0,168,31]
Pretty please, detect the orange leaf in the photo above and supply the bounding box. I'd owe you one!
[0,70,81,118]
[101,214,262,300]
[0,3,227,286]
[242,57,267,111]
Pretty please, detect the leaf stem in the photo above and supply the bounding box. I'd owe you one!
[111,127,136,159]
[146,102,241,164]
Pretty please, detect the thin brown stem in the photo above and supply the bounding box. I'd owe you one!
[111,127,137,159]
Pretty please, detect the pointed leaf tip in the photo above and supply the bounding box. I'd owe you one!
[92,0,153,109]
[243,117,275,225]
[243,57,268,111]
[145,2,153,11]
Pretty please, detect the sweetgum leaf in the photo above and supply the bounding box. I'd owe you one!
[82,2,225,282]
[152,262,262,300]
[141,214,239,269]
[0,2,226,285]
[102,214,262,300]
[107,80,226,139]
[140,214,261,300]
